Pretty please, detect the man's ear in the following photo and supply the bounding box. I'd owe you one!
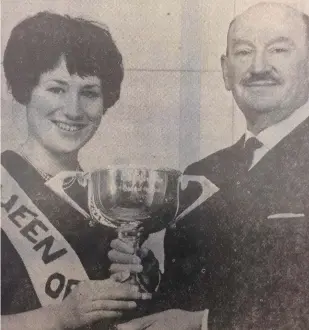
[221,54,231,91]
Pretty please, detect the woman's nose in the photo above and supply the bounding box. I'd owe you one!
[63,93,84,120]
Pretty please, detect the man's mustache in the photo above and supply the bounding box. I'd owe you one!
[241,72,283,85]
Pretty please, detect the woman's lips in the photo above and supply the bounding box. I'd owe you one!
[51,120,87,132]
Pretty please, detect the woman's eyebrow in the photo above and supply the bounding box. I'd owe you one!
[44,79,68,85]
[82,84,101,89]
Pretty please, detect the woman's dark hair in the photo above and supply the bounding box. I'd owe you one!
[3,11,124,109]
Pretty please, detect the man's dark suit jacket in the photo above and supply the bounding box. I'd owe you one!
[156,117,309,329]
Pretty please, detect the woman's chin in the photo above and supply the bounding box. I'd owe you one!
[40,130,94,155]
[42,140,86,155]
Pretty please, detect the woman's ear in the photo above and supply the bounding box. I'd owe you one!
[221,54,232,91]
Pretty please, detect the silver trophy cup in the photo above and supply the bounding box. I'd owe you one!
[88,166,181,249]
[46,165,219,244]
[45,165,218,289]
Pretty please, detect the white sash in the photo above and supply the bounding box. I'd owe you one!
[1,165,89,306]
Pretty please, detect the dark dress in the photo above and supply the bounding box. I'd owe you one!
[1,150,118,329]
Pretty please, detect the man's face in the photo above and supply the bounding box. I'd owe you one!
[221,4,309,119]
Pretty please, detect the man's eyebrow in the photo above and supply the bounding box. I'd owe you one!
[266,36,295,46]
[230,39,255,48]
[229,37,296,51]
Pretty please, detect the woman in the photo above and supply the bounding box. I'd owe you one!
[1,12,153,330]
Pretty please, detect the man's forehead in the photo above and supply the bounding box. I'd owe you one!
[228,3,306,43]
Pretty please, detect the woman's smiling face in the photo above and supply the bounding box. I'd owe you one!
[26,57,104,154]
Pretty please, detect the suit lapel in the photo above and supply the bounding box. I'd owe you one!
[190,116,309,223]
[205,135,246,187]
[218,117,309,219]
[236,117,309,189]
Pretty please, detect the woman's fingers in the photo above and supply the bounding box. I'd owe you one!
[105,284,151,300]
[108,249,141,264]
[110,271,131,283]
[85,310,123,321]
[87,299,137,311]
[110,239,135,254]
[90,280,152,300]
[109,263,143,274]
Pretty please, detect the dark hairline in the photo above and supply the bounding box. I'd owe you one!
[3,11,124,109]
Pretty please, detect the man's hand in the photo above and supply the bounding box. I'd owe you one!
[116,309,205,330]
[108,238,161,292]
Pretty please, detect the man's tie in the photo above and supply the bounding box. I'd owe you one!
[241,137,263,170]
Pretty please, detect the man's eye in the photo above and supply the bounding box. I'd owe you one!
[81,90,100,99]
[270,47,289,54]
[47,87,65,94]
[234,49,252,56]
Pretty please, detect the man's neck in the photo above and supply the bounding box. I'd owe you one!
[245,106,301,135]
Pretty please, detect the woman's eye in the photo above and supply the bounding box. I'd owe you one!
[81,90,100,99]
[47,87,65,94]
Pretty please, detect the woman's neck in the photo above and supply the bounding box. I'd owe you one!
[17,139,80,177]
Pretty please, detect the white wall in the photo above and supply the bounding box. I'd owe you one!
[2,0,309,267]
[2,0,309,170]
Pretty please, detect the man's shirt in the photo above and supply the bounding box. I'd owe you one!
[245,102,309,169]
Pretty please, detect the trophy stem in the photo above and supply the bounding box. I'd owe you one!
[117,223,149,292]
[117,223,143,253]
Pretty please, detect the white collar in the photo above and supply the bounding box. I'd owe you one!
[245,102,309,150]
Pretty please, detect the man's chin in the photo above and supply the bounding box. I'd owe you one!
[239,98,281,113]
[247,105,277,113]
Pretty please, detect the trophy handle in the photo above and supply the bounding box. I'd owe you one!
[45,171,90,219]
[172,175,219,226]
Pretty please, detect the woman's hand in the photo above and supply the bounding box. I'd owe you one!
[108,239,161,292]
[56,272,152,329]
[2,273,152,330]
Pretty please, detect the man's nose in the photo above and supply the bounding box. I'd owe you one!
[250,51,270,74]
[63,93,84,120]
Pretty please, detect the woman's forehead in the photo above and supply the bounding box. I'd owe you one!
[39,57,101,86]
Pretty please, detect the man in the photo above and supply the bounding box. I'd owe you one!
[112,3,309,329]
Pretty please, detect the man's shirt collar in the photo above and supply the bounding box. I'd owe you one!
[245,101,309,150]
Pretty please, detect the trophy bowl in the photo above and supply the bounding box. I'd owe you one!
[88,166,181,248]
